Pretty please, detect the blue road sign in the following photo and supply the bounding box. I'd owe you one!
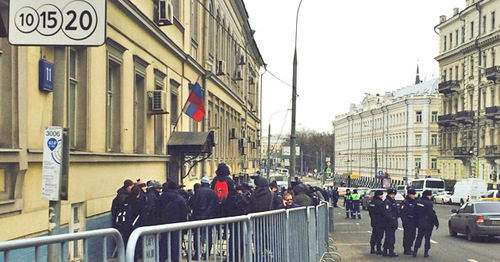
[378,170,383,176]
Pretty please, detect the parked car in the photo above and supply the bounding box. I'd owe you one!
[448,202,500,241]
[434,191,452,204]
[361,188,404,210]
[481,190,500,201]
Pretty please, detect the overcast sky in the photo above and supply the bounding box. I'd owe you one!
[244,0,466,135]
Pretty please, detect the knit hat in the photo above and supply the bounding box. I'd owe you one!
[149,180,162,189]
[353,189,358,194]
[407,188,416,195]
[166,180,177,190]
[374,190,384,196]
[422,190,432,197]
[123,179,134,188]
[269,180,278,189]
[201,176,210,184]
[216,163,230,176]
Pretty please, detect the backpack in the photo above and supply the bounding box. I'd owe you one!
[114,202,134,232]
[214,180,229,203]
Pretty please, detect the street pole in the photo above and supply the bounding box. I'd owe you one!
[375,140,378,187]
[300,150,304,177]
[289,0,304,187]
[267,123,271,181]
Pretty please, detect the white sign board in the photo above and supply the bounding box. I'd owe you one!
[9,0,106,46]
[281,146,300,156]
[42,126,63,200]
[142,235,157,262]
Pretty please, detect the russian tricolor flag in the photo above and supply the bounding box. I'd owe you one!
[183,82,205,122]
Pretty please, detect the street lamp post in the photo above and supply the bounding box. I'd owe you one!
[290,0,304,187]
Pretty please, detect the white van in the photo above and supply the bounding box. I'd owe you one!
[450,178,487,205]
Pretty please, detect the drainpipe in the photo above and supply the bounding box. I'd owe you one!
[475,2,482,179]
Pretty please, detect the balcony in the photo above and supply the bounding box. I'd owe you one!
[453,146,473,157]
[485,145,500,157]
[485,66,500,82]
[485,106,500,120]
[438,80,460,94]
[437,114,456,126]
[456,110,475,124]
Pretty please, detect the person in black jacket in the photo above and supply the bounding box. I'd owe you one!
[292,183,314,207]
[248,178,282,213]
[383,188,399,257]
[159,181,188,262]
[210,163,235,217]
[121,185,144,248]
[111,179,134,228]
[189,176,218,260]
[412,190,439,258]
[331,187,339,207]
[144,180,162,226]
[400,188,417,255]
[368,190,385,255]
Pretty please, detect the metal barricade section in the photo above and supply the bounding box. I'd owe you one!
[0,203,330,262]
[0,228,124,262]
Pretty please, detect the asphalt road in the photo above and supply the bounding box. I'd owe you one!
[330,201,500,262]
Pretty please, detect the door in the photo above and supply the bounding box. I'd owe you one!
[69,202,85,261]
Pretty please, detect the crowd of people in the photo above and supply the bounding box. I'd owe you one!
[110,163,330,261]
[367,188,439,258]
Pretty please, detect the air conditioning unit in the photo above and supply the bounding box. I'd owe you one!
[230,128,237,139]
[148,90,167,113]
[234,69,243,81]
[237,54,246,65]
[217,60,226,75]
[158,0,174,26]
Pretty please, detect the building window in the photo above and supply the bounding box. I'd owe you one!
[431,158,437,170]
[431,134,438,145]
[470,57,474,78]
[492,12,496,31]
[415,111,422,122]
[455,29,459,47]
[170,80,180,131]
[461,26,465,43]
[69,203,85,261]
[154,70,166,154]
[106,45,123,152]
[415,158,422,170]
[208,1,214,56]
[0,38,15,149]
[455,65,459,80]
[190,0,199,42]
[443,35,447,51]
[449,33,452,49]
[470,21,474,39]
[172,0,181,21]
[133,56,147,154]
[483,15,486,34]
[415,134,422,146]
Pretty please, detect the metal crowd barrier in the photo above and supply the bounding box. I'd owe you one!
[0,228,124,262]
[0,203,329,262]
[126,203,330,262]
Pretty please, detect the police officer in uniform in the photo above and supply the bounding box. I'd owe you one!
[383,188,399,257]
[413,189,439,258]
[400,188,417,255]
[344,189,353,219]
[351,189,361,219]
[368,190,384,255]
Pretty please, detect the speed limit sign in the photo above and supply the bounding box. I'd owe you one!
[9,0,106,46]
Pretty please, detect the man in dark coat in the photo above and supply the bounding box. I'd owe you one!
[368,190,385,255]
[383,188,399,257]
[332,187,339,207]
[283,193,299,209]
[292,183,314,207]
[159,181,188,262]
[120,185,143,248]
[413,190,439,258]
[144,180,162,226]
[343,189,353,219]
[189,176,218,260]
[400,188,417,255]
[210,163,235,217]
[111,179,134,228]
[248,178,282,213]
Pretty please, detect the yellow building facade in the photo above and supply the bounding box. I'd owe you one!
[334,79,441,183]
[0,0,263,248]
[435,0,500,189]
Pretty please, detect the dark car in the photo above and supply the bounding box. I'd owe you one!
[448,202,500,241]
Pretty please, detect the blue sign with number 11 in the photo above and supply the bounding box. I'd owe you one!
[39,59,54,92]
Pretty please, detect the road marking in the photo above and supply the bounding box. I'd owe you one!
[368,231,372,233]
[430,240,438,244]
[397,227,403,231]
[467,259,478,262]
[356,223,360,225]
